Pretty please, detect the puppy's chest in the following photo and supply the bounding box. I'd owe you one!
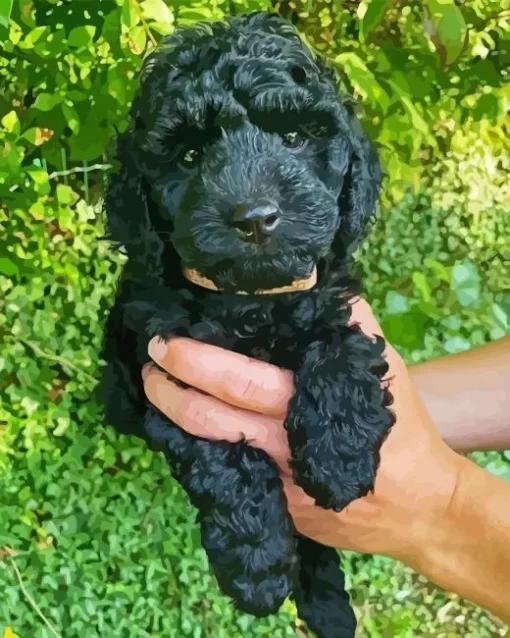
[185,295,319,369]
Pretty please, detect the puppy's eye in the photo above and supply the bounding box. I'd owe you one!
[282,131,305,149]
[181,148,200,166]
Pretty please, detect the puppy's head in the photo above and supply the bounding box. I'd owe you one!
[104,11,381,292]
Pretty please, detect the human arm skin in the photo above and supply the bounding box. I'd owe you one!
[410,335,510,452]
[415,454,510,624]
[142,299,510,623]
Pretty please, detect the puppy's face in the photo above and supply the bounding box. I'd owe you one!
[129,15,374,292]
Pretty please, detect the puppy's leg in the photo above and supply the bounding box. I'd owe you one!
[144,408,299,616]
[293,537,356,638]
[285,326,395,512]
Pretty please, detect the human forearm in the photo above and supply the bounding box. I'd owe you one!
[409,336,510,452]
[407,456,510,623]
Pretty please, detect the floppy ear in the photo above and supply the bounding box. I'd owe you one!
[102,130,166,283]
[311,53,382,257]
[333,118,382,258]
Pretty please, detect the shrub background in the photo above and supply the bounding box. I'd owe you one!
[0,0,508,636]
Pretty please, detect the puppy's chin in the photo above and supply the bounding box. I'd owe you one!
[197,255,317,293]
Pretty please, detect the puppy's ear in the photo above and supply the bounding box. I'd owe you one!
[333,119,382,256]
[312,53,382,255]
[102,131,165,282]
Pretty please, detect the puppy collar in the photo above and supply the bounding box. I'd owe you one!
[182,265,317,295]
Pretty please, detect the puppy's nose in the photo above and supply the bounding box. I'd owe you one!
[231,204,281,243]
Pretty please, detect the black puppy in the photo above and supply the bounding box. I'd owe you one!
[100,11,394,638]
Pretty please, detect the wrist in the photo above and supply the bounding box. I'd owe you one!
[395,445,464,568]
[409,454,469,583]
[367,433,464,567]
[409,457,510,622]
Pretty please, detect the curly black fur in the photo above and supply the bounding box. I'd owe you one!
[98,11,395,638]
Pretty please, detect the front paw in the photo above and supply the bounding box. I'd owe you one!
[289,443,379,512]
[284,332,395,512]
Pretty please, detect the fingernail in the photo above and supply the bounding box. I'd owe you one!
[148,338,167,361]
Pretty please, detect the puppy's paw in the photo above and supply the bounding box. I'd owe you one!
[217,572,294,617]
[290,445,379,512]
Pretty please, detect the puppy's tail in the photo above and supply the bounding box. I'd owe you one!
[292,536,356,638]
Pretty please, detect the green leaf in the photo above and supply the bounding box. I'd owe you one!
[18,25,47,49]
[67,25,96,48]
[56,184,79,206]
[121,0,140,31]
[472,93,499,124]
[381,312,430,350]
[141,0,174,33]
[357,0,395,42]
[1,110,20,135]
[424,257,450,282]
[0,0,14,29]
[389,83,437,148]
[412,272,431,302]
[128,25,147,55]
[451,260,480,308]
[108,65,128,104]
[0,256,19,277]
[486,461,510,483]
[490,303,508,332]
[424,0,468,67]
[385,291,410,315]
[26,167,50,194]
[444,336,471,354]
[21,127,54,146]
[177,7,214,22]
[334,52,390,113]
[32,92,62,112]
[62,103,80,134]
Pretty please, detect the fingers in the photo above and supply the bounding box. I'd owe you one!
[348,296,384,338]
[147,337,294,418]
[142,363,292,474]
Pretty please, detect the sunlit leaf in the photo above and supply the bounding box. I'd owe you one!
[128,25,147,55]
[32,92,62,112]
[67,25,96,48]
[412,272,432,302]
[424,0,468,67]
[177,7,214,21]
[334,52,391,113]
[121,0,140,31]
[424,258,450,283]
[18,25,47,49]
[141,0,174,34]
[57,184,79,206]
[1,110,20,135]
[357,0,395,42]
[21,127,54,146]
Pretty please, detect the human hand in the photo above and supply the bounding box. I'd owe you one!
[141,298,462,566]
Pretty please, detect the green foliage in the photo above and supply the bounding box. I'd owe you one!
[0,0,509,637]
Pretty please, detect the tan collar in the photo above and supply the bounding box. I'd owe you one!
[183,265,317,295]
